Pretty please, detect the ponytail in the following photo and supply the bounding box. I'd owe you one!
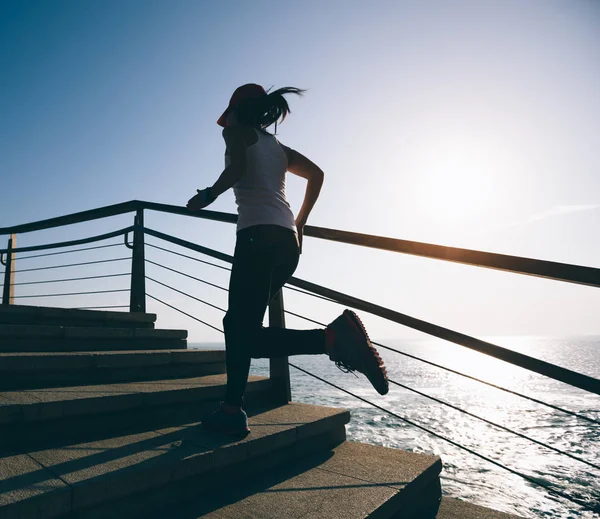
[234,86,305,132]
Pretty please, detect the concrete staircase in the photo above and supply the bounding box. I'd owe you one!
[0,305,522,519]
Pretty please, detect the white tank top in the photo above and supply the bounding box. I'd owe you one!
[227,129,297,233]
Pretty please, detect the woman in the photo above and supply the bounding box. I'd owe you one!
[187,84,388,436]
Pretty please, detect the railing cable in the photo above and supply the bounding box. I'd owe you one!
[282,309,599,469]
[13,288,129,299]
[289,363,599,514]
[284,308,600,426]
[9,273,129,286]
[145,259,228,292]
[75,305,129,310]
[146,242,231,271]
[286,285,339,303]
[145,276,227,313]
[146,293,223,333]
[16,242,123,261]
[387,378,600,471]
[13,257,130,274]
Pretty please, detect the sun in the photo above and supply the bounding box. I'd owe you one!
[415,149,494,225]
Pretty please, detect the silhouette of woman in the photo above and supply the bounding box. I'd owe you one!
[187,84,388,435]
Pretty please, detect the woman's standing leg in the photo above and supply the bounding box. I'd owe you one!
[222,226,277,408]
[223,225,326,407]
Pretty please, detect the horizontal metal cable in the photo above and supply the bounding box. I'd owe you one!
[13,257,130,273]
[387,378,599,471]
[146,293,223,333]
[10,273,129,286]
[289,362,598,514]
[283,309,599,426]
[145,276,227,313]
[143,227,234,265]
[13,288,129,298]
[75,305,129,310]
[287,276,600,396]
[284,308,600,468]
[145,259,228,292]
[285,285,339,303]
[16,242,123,261]
[146,242,231,271]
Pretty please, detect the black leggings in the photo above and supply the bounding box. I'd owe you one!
[223,224,326,407]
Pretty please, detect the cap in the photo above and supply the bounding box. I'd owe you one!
[217,84,268,127]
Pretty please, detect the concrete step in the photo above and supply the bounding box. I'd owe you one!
[0,324,187,352]
[65,438,443,519]
[0,304,156,329]
[0,349,226,389]
[0,403,351,519]
[144,440,443,519]
[0,374,271,447]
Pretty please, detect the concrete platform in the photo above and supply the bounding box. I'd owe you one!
[0,349,226,389]
[0,403,351,519]
[0,304,156,329]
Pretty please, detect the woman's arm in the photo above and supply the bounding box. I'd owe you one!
[280,143,324,251]
[210,126,249,197]
[280,143,324,225]
[186,126,249,211]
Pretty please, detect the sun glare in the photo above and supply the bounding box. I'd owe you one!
[415,148,494,225]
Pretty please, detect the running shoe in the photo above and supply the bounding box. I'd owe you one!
[326,309,389,395]
[201,402,250,436]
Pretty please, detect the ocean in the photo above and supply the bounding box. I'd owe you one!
[190,336,600,519]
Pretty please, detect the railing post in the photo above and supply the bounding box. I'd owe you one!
[129,209,146,313]
[268,289,292,404]
[2,234,16,305]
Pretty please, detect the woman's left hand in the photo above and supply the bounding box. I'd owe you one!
[295,217,307,254]
[186,188,215,211]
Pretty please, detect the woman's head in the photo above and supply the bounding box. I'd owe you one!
[217,84,305,131]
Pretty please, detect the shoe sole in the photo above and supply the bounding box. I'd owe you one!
[343,310,389,395]
[201,422,251,436]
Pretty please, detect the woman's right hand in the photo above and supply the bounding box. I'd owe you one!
[186,188,215,211]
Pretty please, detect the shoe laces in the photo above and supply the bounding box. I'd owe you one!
[335,361,359,378]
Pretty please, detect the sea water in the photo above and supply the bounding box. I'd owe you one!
[191,336,600,519]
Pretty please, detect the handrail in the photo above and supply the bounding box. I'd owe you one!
[0,201,141,235]
[0,201,235,235]
[143,226,600,396]
[308,226,600,288]
[1,200,599,287]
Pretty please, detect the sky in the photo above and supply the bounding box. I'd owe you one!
[1,0,599,343]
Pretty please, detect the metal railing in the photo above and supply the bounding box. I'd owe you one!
[1,200,599,514]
